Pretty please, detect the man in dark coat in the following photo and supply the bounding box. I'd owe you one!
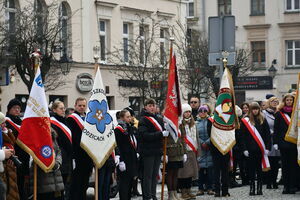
[67,97,93,200]
[138,98,169,200]
[5,98,30,200]
[189,96,201,120]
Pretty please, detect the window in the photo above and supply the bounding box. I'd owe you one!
[218,0,232,16]
[4,0,18,52]
[139,25,145,65]
[251,0,265,15]
[286,40,300,66]
[160,28,168,65]
[186,0,194,17]
[59,2,72,61]
[286,0,300,11]
[99,20,106,62]
[35,0,45,37]
[123,23,129,63]
[251,41,266,67]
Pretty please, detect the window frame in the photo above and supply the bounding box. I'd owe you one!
[123,23,129,64]
[218,0,232,16]
[286,40,300,67]
[285,0,300,12]
[251,41,266,68]
[250,0,265,16]
[186,0,194,18]
[99,20,107,62]
[59,2,71,60]
[139,25,146,65]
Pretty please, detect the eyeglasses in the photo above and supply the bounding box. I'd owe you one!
[199,109,208,113]
[190,101,198,104]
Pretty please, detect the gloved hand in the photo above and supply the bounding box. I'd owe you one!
[273,144,278,150]
[243,150,249,157]
[114,155,120,166]
[183,154,187,163]
[264,149,270,155]
[162,130,169,137]
[161,155,168,163]
[136,153,140,159]
[119,161,126,172]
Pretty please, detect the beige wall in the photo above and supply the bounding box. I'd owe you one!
[0,0,187,113]
[190,0,300,101]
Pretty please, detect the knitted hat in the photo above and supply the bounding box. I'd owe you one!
[182,104,192,114]
[266,94,275,99]
[0,112,5,124]
[198,105,209,112]
[7,98,22,112]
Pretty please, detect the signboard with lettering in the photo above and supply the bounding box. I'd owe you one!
[234,76,273,90]
[76,73,93,93]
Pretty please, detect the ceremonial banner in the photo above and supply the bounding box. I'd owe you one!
[285,73,300,165]
[211,67,237,155]
[17,67,54,172]
[164,47,182,143]
[80,67,116,168]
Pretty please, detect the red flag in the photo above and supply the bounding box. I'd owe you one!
[17,67,55,172]
[164,46,182,142]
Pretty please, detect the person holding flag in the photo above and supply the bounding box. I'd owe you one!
[67,97,93,200]
[138,98,168,200]
[6,98,30,200]
[274,93,298,194]
[16,52,62,199]
[240,102,271,196]
[209,64,239,197]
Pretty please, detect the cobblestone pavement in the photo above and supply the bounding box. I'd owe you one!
[88,184,300,200]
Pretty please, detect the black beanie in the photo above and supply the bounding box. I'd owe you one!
[7,98,22,112]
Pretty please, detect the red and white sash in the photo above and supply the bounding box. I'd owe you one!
[242,117,270,171]
[50,117,72,143]
[5,117,21,133]
[280,112,291,126]
[68,113,84,130]
[115,125,137,149]
[144,116,163,132]
[184,125,198,153]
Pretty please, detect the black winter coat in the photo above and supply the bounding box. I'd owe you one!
[115,122,138,178]
[273,111,297,150]
[51,113,73,175]
[66,111,93,166]
[138,109,164,157]
[240,117,271,153]
[5,114,30,177]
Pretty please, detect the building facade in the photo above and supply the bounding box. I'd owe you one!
[0,0,187,114]
[187,0,300,103]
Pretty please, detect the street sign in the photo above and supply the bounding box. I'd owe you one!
[234,76,273,90]
[208,16,235,66]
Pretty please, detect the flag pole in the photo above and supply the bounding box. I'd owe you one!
[161,37,174,200]
[95,166,99,200]
[34,163,37,200]
[32,50,40,200]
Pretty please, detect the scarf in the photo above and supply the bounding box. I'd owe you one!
[283,106,293,113]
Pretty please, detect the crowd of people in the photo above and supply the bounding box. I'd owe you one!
[0,92,299,200]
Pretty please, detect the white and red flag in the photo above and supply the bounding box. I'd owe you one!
[17,67,54,172]
[164,46,182,143]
